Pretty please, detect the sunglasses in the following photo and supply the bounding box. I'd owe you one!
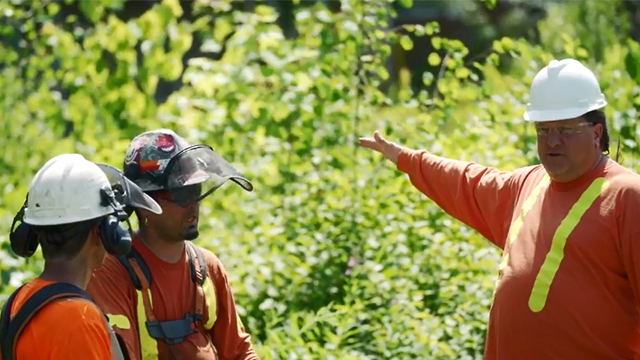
[151,184,203,207]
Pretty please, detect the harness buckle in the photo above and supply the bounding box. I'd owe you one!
[145,313,203,344]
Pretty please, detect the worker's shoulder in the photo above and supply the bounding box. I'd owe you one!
[93,253,131,276]
[193,244,221,266]
[31,296,107,329]
[511,163,547,186]
[603,160,640,194]
[190,244,228,276]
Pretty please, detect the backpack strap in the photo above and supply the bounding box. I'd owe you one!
[0,282,92,360]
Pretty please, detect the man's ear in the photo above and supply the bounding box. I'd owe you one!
[89,223,103,247]
[594,123,604,141]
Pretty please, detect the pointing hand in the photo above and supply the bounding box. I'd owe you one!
[359,131,404,164]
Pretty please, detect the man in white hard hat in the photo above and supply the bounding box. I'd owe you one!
[0,153,162,360]
[359,58,640,359]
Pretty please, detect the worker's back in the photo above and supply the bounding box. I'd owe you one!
[1,277,122,360]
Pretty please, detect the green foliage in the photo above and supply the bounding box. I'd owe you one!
[1,0,640,359]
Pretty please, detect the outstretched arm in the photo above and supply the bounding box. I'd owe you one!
[397,148,522,248]
[360,131,526,248]
[208,256,260,360]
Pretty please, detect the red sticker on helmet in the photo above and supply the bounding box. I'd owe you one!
[155,134,176,153]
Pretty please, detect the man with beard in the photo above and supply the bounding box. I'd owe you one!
[86,129,260,360]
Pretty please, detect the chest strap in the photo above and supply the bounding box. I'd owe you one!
[116,242,208,345]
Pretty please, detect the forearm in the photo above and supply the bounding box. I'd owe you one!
[397,148,519,246]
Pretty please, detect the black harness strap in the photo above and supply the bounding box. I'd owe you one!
[117,247,152,290]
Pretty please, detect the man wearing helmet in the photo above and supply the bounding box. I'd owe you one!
[0,153,162,360]
[86,129,260,360]
[360,58,640,359]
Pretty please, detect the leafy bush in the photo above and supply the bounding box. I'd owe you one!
[1,0,639,359]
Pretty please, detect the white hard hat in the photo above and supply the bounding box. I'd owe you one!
[24,153,120,226]
[523,58,607,122]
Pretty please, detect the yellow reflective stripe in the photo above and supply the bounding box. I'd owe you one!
[107,314,131,330]
[203,277,217,330]
[528,177,609,312]
[498,173,550,271]
[136,291,159,360]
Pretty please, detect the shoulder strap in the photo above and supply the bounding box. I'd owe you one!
[0,282,92,360]
[116,247,152,290]
[185,242,207,285]
[185,242,208,330]
[0,284,25,360]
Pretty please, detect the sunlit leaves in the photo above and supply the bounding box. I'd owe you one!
[2,0,640,359]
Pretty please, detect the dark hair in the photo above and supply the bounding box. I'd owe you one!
[583,109,609,155]
[31,217,103,260]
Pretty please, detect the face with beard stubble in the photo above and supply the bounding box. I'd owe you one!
[146,189,201,242]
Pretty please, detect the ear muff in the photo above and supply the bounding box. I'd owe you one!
[99,186,133,256]
[98,215,132,256]
[9,187,135,258]
[9,195,39,258]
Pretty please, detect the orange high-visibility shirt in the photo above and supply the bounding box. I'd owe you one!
[86,237,259,360]
[398,149,640,360]
[1,278,119,360]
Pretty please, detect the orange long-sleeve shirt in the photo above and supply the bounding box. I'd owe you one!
[1,278,122,360]
[397,148,640,360]
[86,237,259,360]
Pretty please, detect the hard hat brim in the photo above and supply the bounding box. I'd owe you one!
[96,163,163,215]
[24,207,114,226]
[523,100,607,122]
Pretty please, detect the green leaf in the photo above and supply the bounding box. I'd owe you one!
[427,52,441,66]
[399,35,414,51]
[397,0,413,8]
[625,39,640,84]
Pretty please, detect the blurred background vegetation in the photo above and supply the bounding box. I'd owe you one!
[1,0,640,359]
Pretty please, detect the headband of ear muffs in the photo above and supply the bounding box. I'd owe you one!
[9,187,133,258]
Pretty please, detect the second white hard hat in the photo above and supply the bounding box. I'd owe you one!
[523,58,607,122]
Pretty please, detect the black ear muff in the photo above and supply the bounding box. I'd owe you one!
[99,186,133,256]
[9,195,39,258]
[98,215,132,256]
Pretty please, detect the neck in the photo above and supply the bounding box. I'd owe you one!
[588,152,606,173]
[550,151,607,187]
[39,259,93,289]
[137,226,184,263]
